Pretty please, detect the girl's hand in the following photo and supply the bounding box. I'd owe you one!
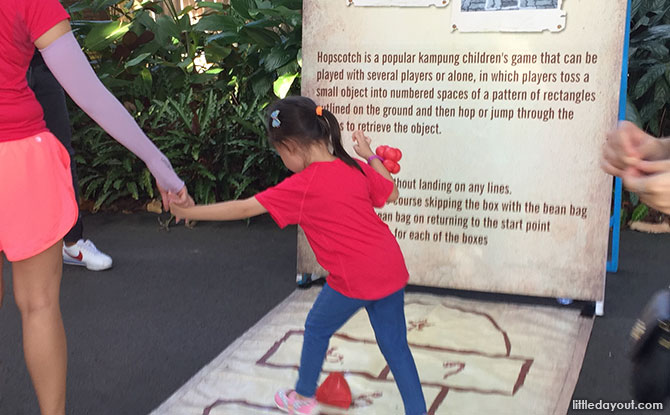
[169,202,190,223]
[352,130,374,159]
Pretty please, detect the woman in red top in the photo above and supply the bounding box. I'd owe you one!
[171,96,427,415]
[0,1,191,413]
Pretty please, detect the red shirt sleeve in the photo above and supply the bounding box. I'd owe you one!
[22,0,70,43]
[255,170,314,228]
[359,161,394,208]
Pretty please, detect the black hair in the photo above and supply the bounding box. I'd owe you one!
[266,96,364,174]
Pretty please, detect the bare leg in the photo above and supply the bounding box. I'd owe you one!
[12,242,67,415]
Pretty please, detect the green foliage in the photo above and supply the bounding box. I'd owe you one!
[631,202,649,222]
[628,0,670,135]
[67,0,301,209]
[73,89,286,208]
[623,0,670,222]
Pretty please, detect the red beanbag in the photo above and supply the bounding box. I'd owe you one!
[375,145,403,174]
[315,372,352,409]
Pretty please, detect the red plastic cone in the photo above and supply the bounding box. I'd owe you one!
[315,372,352,409]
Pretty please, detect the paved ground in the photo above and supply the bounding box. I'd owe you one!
[1,213,669,414]
[0,213,297,415]
[569,230,670,415]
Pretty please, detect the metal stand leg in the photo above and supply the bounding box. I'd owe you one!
[595,301,604,316]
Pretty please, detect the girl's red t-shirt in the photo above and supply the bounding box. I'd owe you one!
[0,0,69,141]
[256,159,409,300]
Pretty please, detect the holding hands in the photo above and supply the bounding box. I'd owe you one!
[166,187,195,223]
[602,121,670,213]
[157,182,194,213]
[166,129,399,223]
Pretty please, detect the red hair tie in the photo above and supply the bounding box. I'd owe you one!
[315,106,323,116]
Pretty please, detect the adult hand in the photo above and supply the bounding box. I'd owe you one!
[156,181,170,212]
[623,160,670,214]
[352,130,374,159]
[602,121,662,177]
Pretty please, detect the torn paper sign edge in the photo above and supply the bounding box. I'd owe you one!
[348,0,450,7]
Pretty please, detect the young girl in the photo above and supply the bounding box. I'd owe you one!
[170,96,427,415]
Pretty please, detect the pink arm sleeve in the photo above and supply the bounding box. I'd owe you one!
[39,31,185,192]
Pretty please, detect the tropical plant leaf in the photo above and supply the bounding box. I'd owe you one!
[629,192,640,206]
[273,72,298,98]
[655,78,670,106]
[634,63,668,99]
[626,98,643,127]
[240,26,280,47]
[126,182,139,199]
[156,14,182,40]
[642,24,670,42]
[84,20,131,51]
[125,52,152,68]
[264,45,294,72]
[194,14,239,32]
[196,1,225,11]
[68,0,296,208]
[251,73,273,97]
[637,41,669,57]
[631,203,649,222]
[231,0,255,20]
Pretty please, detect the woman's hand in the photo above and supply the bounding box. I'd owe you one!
[352,130,374,159]
[602,121,664,177]
[623,160,670,214]
[157,182,194,224]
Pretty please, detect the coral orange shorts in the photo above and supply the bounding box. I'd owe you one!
[0,132,78,261]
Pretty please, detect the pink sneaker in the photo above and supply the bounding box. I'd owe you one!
[274,389,318,415]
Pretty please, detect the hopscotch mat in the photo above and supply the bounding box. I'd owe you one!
[151,288,592,415]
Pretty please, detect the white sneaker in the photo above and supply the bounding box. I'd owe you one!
[63,239,113,271]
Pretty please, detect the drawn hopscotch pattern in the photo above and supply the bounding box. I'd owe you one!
[201,302,534,414]
[150,289,592,415]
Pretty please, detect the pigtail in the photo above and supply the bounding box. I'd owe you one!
[321,109,364,175]
[267,97,365,175]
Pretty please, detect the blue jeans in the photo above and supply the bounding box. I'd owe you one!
[296,284,427,415]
